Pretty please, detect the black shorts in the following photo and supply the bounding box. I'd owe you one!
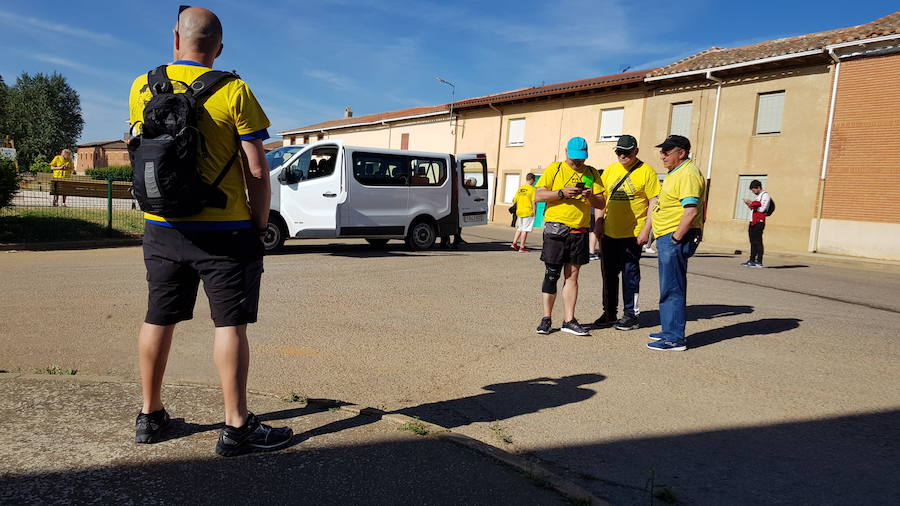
[142,225,264,327]
[540,230,590,266]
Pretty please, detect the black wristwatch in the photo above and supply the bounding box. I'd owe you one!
[557,189,565,199]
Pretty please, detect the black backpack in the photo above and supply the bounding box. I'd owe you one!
[764,193,775,216]
[129,65,239,217]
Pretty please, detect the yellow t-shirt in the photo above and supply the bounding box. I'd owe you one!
[651,159,705,237]
[601,161,661,238]
[513,184,535,217]
[536,162,604,229]
[129,63,271,228]
[51,155,74,178]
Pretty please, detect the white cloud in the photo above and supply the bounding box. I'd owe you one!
[304,70,355,91]
[0,11,121,46]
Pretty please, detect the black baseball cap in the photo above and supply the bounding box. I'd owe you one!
[655,135,691,152]
[615,135,638,151]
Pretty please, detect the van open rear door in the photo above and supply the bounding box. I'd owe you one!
[457,154,489,227]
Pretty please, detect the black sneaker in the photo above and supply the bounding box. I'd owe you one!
[614,314,639,331]
[215,412,293,457]
[135,408,170,444]
[592,312,617,328]
[536,317,552,334]
[561,319,590,336]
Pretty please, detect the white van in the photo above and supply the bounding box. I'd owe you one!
[263,140,489,252]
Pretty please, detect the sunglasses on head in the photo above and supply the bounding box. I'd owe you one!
[178,4,190,23]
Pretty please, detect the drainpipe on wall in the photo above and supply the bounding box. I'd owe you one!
[488,103,504,222]
[811,49,841,252]
[704,71,723,214]
[381,121,391,148]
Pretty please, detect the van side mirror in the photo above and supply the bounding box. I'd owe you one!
[277,169,289,184]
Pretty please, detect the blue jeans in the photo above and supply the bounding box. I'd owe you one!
[656,229,700,343]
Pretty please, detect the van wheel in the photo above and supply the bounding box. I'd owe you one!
[405,220,436,251]
[366,238,389,248]
[262,216,287,253]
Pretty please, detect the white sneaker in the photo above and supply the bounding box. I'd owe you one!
[642,245,656,254]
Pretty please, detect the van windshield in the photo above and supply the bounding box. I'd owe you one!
[265,145,304,171]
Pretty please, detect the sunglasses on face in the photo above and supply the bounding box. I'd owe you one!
[615,149,635,157]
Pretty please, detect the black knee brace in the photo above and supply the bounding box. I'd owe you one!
[542,263,563,294]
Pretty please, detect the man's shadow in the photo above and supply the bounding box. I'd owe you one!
[688,318,802,348]
[299,374,607,439]
[639,304,754,327]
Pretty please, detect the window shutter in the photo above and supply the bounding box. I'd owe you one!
[670,102,693,137]
[599,108,624,141]
[508,118,525,146]
[756,92,785,134]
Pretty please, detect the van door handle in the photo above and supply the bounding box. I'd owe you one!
[474,198,485,202]
[323,192,337,197]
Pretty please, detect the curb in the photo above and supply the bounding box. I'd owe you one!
[0,238,142,251]
[0,373,607,505]
[331,402,607,506]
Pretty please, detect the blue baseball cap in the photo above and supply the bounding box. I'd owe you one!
[566,137,588,159]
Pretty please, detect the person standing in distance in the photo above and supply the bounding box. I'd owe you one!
[741,179,769,267]
[510,172,537,252]
[534,137,606,336]
[593,135,660,331]
[647,135,705,351]
[129,6,292,456]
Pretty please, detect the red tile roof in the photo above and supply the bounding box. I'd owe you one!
[280,105,449,135]
[453,69,653,108]
[650,12,900,77]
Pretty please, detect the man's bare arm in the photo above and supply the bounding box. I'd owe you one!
[240,139,271,231]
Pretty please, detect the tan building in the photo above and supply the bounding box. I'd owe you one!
[76,140,129,171]
[642,12,900,258]
[277,12,900,259]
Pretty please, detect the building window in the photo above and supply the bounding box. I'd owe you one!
[598,107,624,142]
[400,133,410,150]
[303,135,309,144]
[734,175,768,220]
[669,102,693,137]
[756,91,785,135]
[507,118,525,146]
[503,173,521,203]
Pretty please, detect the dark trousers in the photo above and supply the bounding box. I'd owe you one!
[749,222,765,263]
[600,235,642,317]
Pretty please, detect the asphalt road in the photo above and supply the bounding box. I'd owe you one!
[2,224,899,504]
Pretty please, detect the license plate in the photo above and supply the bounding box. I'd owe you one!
[464,214,482,222]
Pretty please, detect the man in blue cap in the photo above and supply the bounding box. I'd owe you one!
[533,137,606,336]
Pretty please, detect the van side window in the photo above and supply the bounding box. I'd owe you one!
[285,147,338,182]
[409,158,446,186]
[352,153,409,186]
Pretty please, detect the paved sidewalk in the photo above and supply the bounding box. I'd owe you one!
[0,374,582,505]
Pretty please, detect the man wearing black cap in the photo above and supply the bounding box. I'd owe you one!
[593,135,660,332]
[647,135,705,351]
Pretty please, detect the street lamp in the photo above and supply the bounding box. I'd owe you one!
[435,77,455,137]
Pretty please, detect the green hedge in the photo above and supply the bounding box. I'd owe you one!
[86,165,132,181]
[0,159,21,210]
[29,154,52,173]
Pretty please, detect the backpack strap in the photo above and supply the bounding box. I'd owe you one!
[189,70,238,100]
[147,65,172,95]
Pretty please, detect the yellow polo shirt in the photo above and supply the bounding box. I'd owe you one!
[129,62,270,229]
[651,159,705,237]
[513,184,535,217]
[601,160,661,238]
[536,161,604,229]
[50,155,74,178]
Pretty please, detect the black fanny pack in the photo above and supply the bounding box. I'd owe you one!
[543,221,571,240]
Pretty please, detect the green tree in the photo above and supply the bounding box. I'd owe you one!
[6,73,83,167]
[0,76,8,139]
[0,159,19,210]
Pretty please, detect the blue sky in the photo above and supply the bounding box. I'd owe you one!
[2,1,897,144]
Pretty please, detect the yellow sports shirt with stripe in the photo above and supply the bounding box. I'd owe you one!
[128,62,270,229]
[536,162,604,229]
[513,185,536,217]
[601,161,661,238]
[651,159,705,238]
[50,155,74,178]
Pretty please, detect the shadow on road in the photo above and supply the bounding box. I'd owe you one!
[268,239,512,257]
[765,264,810,269]
[688,317,802,348]
[640,304,755,327]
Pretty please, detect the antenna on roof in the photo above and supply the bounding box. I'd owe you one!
[620,64,631,73]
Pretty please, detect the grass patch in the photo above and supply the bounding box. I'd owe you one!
[489,420,513,444]
[0,207,144,243]
[398,418,430,436]
[283,392,307,403]
[328,406,342,412]
[34,365,77,375]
